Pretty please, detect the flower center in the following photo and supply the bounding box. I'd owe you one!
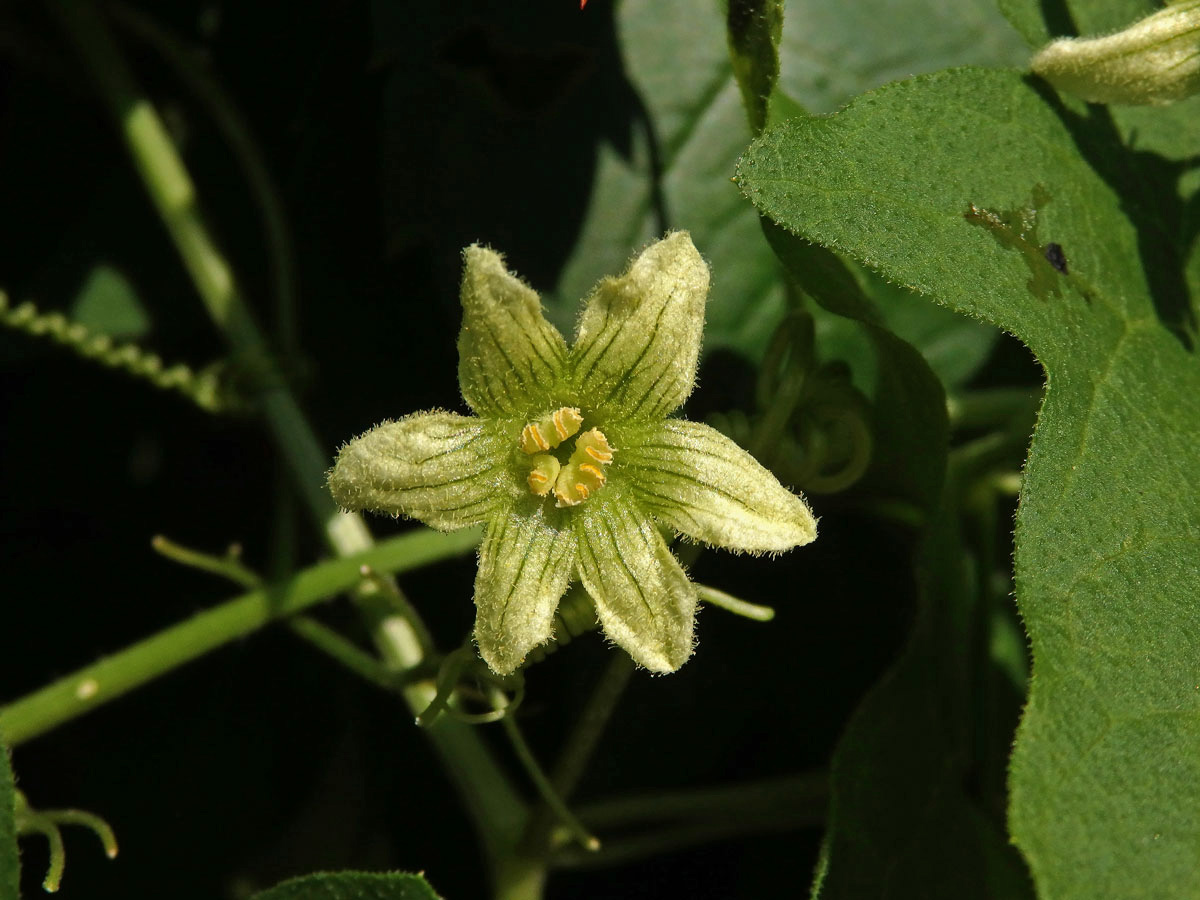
[519,407,614,507]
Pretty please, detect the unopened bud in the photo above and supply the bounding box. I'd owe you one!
[1031,0,1200,105]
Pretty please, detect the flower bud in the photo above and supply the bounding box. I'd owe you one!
[1031,0,1200,105]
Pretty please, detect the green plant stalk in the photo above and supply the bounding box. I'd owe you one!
[0,527,480,747]
[52,0,528,869]
[287,615,408,696]
[500,709,600,853]
[555,771,828,869]
[108,0,300,353]
[493,655,634,900]
[520,655,636,855]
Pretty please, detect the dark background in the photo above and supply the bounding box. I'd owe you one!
[0,2,1030,897]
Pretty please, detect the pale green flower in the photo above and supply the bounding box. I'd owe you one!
[328,232,817,675]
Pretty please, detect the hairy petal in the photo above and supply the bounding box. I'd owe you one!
[474,506,577,675]
[328,411,511,530]
[458,245,570,417]
[621,419,817,553]
[571,231,709,422]
[574,495,698,672]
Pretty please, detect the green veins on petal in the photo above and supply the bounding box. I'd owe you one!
[327,411,510,531]
[574,493,698,673]
[327,231,818,675]
[620,419,817,554]
[474,506,577,676]
[571,231,709,423]
[458,245,569,417]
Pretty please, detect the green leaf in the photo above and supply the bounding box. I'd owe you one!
[776,0,1029,114]
[810,449,1033,899]
[739,66,1200,899]
[250,871,442,900]
[556,0,1018,366]
[70,264,150,340]
[0,737,18,900]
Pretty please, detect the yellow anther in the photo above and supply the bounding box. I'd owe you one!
[552,407,584,441]
[519,407,583,454]
[520,423,550,453]
[527,454,561,497]
[553,427,614,507]
[573,428,614,465]
[578,462,606,484]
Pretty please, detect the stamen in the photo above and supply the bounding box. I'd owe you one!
[520,423,551,453]
[553,407,584,441]
[519,407,583,454]
[552,427,615,507]
[527,454,561,497]
[578,463,606,484]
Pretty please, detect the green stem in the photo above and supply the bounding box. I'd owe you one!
[51,0,526,864]
[500,710,600,852]
[947,387,1040,433]
[0,528,479,747]
[557,771,828,869]
[518,654,635,858]
[51,0,331,530]
[150,534,261,589]
[695,583,775,621]
[108,0,300,353]
[287,616,411,695]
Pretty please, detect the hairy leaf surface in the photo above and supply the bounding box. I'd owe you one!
[739,66,1200,898]
[552,0,1018,371]
[251,871,442,900]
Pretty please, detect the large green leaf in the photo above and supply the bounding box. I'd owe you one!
[739,67,1200,898]
[250,871,442,900]
[811,480,1032,899]
[554,0,1022,368]
[0,737,17,899]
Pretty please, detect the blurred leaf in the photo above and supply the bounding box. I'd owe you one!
[70,264,150,340]
[998,0,1161,49]
[777,0,1029,113]
[551,0,786,360]
[740,66,1200,898]
[250,871,442,900]
[808,450,1033,899]
[764,225,1034,899]
[558,0,1012,375]
[763,226,949,511]
[0,738,17,899]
